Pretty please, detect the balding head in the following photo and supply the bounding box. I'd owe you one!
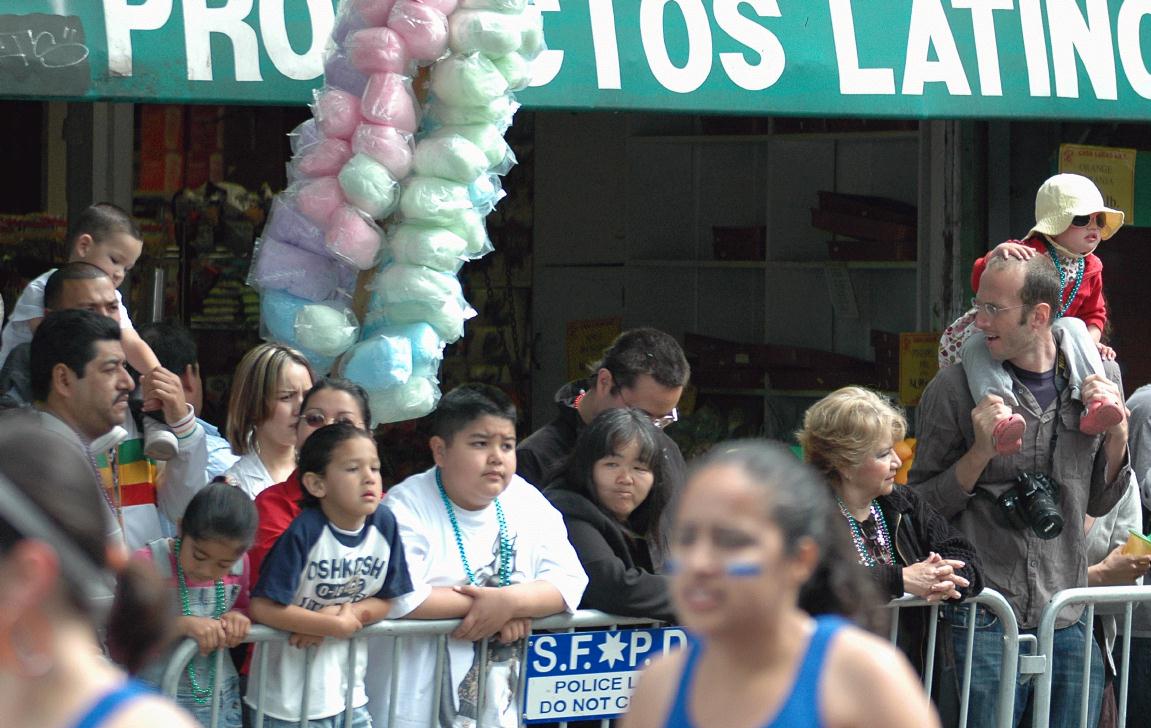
[44,263,119,323]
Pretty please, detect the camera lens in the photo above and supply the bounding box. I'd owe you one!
[1021,480,1063,540]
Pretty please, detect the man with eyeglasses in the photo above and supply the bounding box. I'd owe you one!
[517,327,690,507]
[909,254,1130,728]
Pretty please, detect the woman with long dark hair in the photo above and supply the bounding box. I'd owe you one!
[545,408,675,621]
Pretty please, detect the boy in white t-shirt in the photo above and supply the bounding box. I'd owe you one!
[0,203,178,459]
[368,383,588,728]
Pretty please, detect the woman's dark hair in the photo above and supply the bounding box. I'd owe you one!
[301,376,372,428]
[0,412,171,672]
[181,482,258,547]
[687,439,887,633]
[557,408,670,545]
[297,423,377,509]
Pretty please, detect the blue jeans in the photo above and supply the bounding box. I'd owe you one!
[942,604,1103,728]
[260,705,372,728]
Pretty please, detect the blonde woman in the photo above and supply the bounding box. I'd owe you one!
[798,386,982,603]
[223,344,314,499]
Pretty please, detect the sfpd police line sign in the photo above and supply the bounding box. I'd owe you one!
[523,626,686,723]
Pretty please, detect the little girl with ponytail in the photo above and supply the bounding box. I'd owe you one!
[136,480,258,728]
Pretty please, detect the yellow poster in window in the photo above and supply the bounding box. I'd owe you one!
[1059,144,1137,219]
[566,318,622,382]
[899,333,941,407]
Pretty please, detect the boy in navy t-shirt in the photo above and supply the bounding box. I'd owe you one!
[248,423,413,727]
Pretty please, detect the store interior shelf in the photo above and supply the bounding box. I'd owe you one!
[698,387,899,398]
[770,260,918,270]
[630,259,917,270]
[628,130,920,145]
[629,258,768,269]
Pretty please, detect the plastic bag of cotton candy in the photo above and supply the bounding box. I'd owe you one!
[365,262,476,343]
[258,289,361,374]
[334,320,445,425]
[247,230,357,305]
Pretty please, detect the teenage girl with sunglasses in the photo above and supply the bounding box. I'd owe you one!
[248,377,372,580]
[939,173,1126,455]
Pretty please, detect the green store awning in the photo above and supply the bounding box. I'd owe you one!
[5,0,1151,120]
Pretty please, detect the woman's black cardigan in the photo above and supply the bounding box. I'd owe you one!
[870,485,984,600]
[544,483,675,622]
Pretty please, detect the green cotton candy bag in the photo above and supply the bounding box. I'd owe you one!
[439,208,490,257]
[449,9,523,57]
[429,53,509,107]
[430,123,514,172]
[388,223,469,271]
[413,135,490,182]
[338,153,399,219]
[399,175,474,224]
[492,52,532,91]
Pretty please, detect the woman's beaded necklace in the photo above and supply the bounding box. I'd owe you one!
[174,537,228,705]
[435,468,511,587]
[1045,243,1085,318]
[835,496,894,568]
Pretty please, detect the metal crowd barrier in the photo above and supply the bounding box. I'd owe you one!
[175,586,1151,728]
[159,609,659,728]
[885,588,1020,728]
[1031,585,1151,728]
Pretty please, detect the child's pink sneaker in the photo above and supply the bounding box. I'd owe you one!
[1080,398,1123,436]
[993,414,1025,455]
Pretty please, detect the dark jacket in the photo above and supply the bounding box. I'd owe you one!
[544,484,675,622]
[872,485,984,600]
[517,381,688,493]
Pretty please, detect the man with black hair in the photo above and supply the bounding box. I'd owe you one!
[29,309,208,549]
[137,320,239,482]
[517,327,690,496]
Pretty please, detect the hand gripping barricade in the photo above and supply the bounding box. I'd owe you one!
[158,585,1151,728]
[161,610,661,728]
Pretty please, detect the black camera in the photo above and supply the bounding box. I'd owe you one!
[997,472,1063,539]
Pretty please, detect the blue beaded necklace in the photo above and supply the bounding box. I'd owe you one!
[835,496,894,568]
[435,468,511,587]
[174,537,227,705]
[1045,243,1084,318]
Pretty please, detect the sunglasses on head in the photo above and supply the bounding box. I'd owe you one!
[1069,213,1106,228]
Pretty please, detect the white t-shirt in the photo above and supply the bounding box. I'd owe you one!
[0,269,133,369]
[225,451,276,499]
[366,467,588,728]
[248,506,414,721]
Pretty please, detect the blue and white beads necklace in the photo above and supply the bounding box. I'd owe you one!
[1045,243,1084,318]
[174,537,227,704]
[435,468,511,587]
[835,496,894,567]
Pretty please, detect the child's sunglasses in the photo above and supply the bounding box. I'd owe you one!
[1069,212,1106,228]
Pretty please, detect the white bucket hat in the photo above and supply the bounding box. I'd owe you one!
[1026,173,1125,241]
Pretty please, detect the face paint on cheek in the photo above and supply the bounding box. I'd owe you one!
[664,558,681,575]
[724,562,763,578]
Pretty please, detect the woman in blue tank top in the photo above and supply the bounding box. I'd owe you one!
[621,440,940,728]
[0,417,198,728]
